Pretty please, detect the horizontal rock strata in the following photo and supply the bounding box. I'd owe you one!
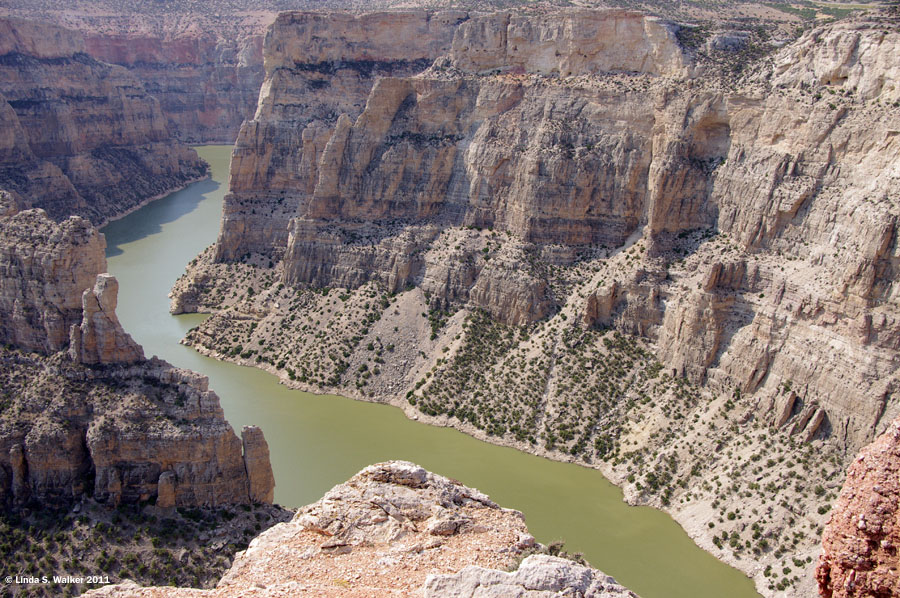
[0,17,207,224]
[172,10,900,598]
[217,9,468,261]
[82,17,267,143]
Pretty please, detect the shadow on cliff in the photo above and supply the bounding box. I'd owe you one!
[103,177,219,256]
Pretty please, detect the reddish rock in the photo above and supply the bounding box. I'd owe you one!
[0,17,207,224]
[817,417,900,597]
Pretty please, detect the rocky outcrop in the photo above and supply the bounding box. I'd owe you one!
[241,425,275,504]
[817,416,900,597]
[772,18,900,102]
[425,554,639,598]
[0,192,105,353]
[68,274,144,365]
[0,17,207,224]
[0,193,273,509]
[0,349,275,508]
[86,461,639,598]
[217,10,467,261]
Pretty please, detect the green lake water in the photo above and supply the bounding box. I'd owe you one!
[101,145,760,598]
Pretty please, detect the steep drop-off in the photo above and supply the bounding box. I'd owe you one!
[0,192,274,509]
[218,9,468,260]
[81,14,269,143]
[172,9,900,597]
[0,18,207,224]
[89,461,639,598]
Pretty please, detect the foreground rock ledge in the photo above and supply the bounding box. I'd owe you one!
[88,461,638,598]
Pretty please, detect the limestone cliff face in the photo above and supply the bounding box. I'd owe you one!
[0,192,105,353]
[0,195,273,509]
[817,416,900,597]
[84,27,266,143]
[217,10,467,261]
[650,45,900,450]
[772,19,900,103]
[447,9,689,77]
[86,461,639,598]
[237,9,898,445]
[0,17,207,224]
[220,10,703,325]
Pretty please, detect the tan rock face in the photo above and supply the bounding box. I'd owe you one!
[0,196,105,353]
[817,416,900,597]
[0,17,207,224]
[69,274,145,365]
[217,10,465,261]
[85,462,638,598]
[0,351,272,508]
[449,9,689,77]
[83,27,266,143]
[0,192,273,509]
[772,19,900,102]
[0,17,83,58]
[235,11,717,326]
[241,425,275,504]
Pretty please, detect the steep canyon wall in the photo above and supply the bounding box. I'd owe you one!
[211,10,900,453]
[0,18,207,225]
[0,191,274,508]
[81,14,269,143]
[218,10,469,261]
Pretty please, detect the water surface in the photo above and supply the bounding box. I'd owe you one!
[102,145,760,598]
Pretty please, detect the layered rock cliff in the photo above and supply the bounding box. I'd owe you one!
[172,9,900,598]
[88,461,639,598]
[82,15,268,143]
[0,17,207,224]
[0,194,273,509]
[218,9,468,260]
[817,416,900,598]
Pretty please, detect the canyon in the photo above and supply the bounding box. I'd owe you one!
[0,3,897,598]
[0,18,207,225]
[170,8,900,598]
[0,15,270,510]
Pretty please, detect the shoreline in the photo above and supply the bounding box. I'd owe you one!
[95,172,211,230]
[183,333,767,598]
